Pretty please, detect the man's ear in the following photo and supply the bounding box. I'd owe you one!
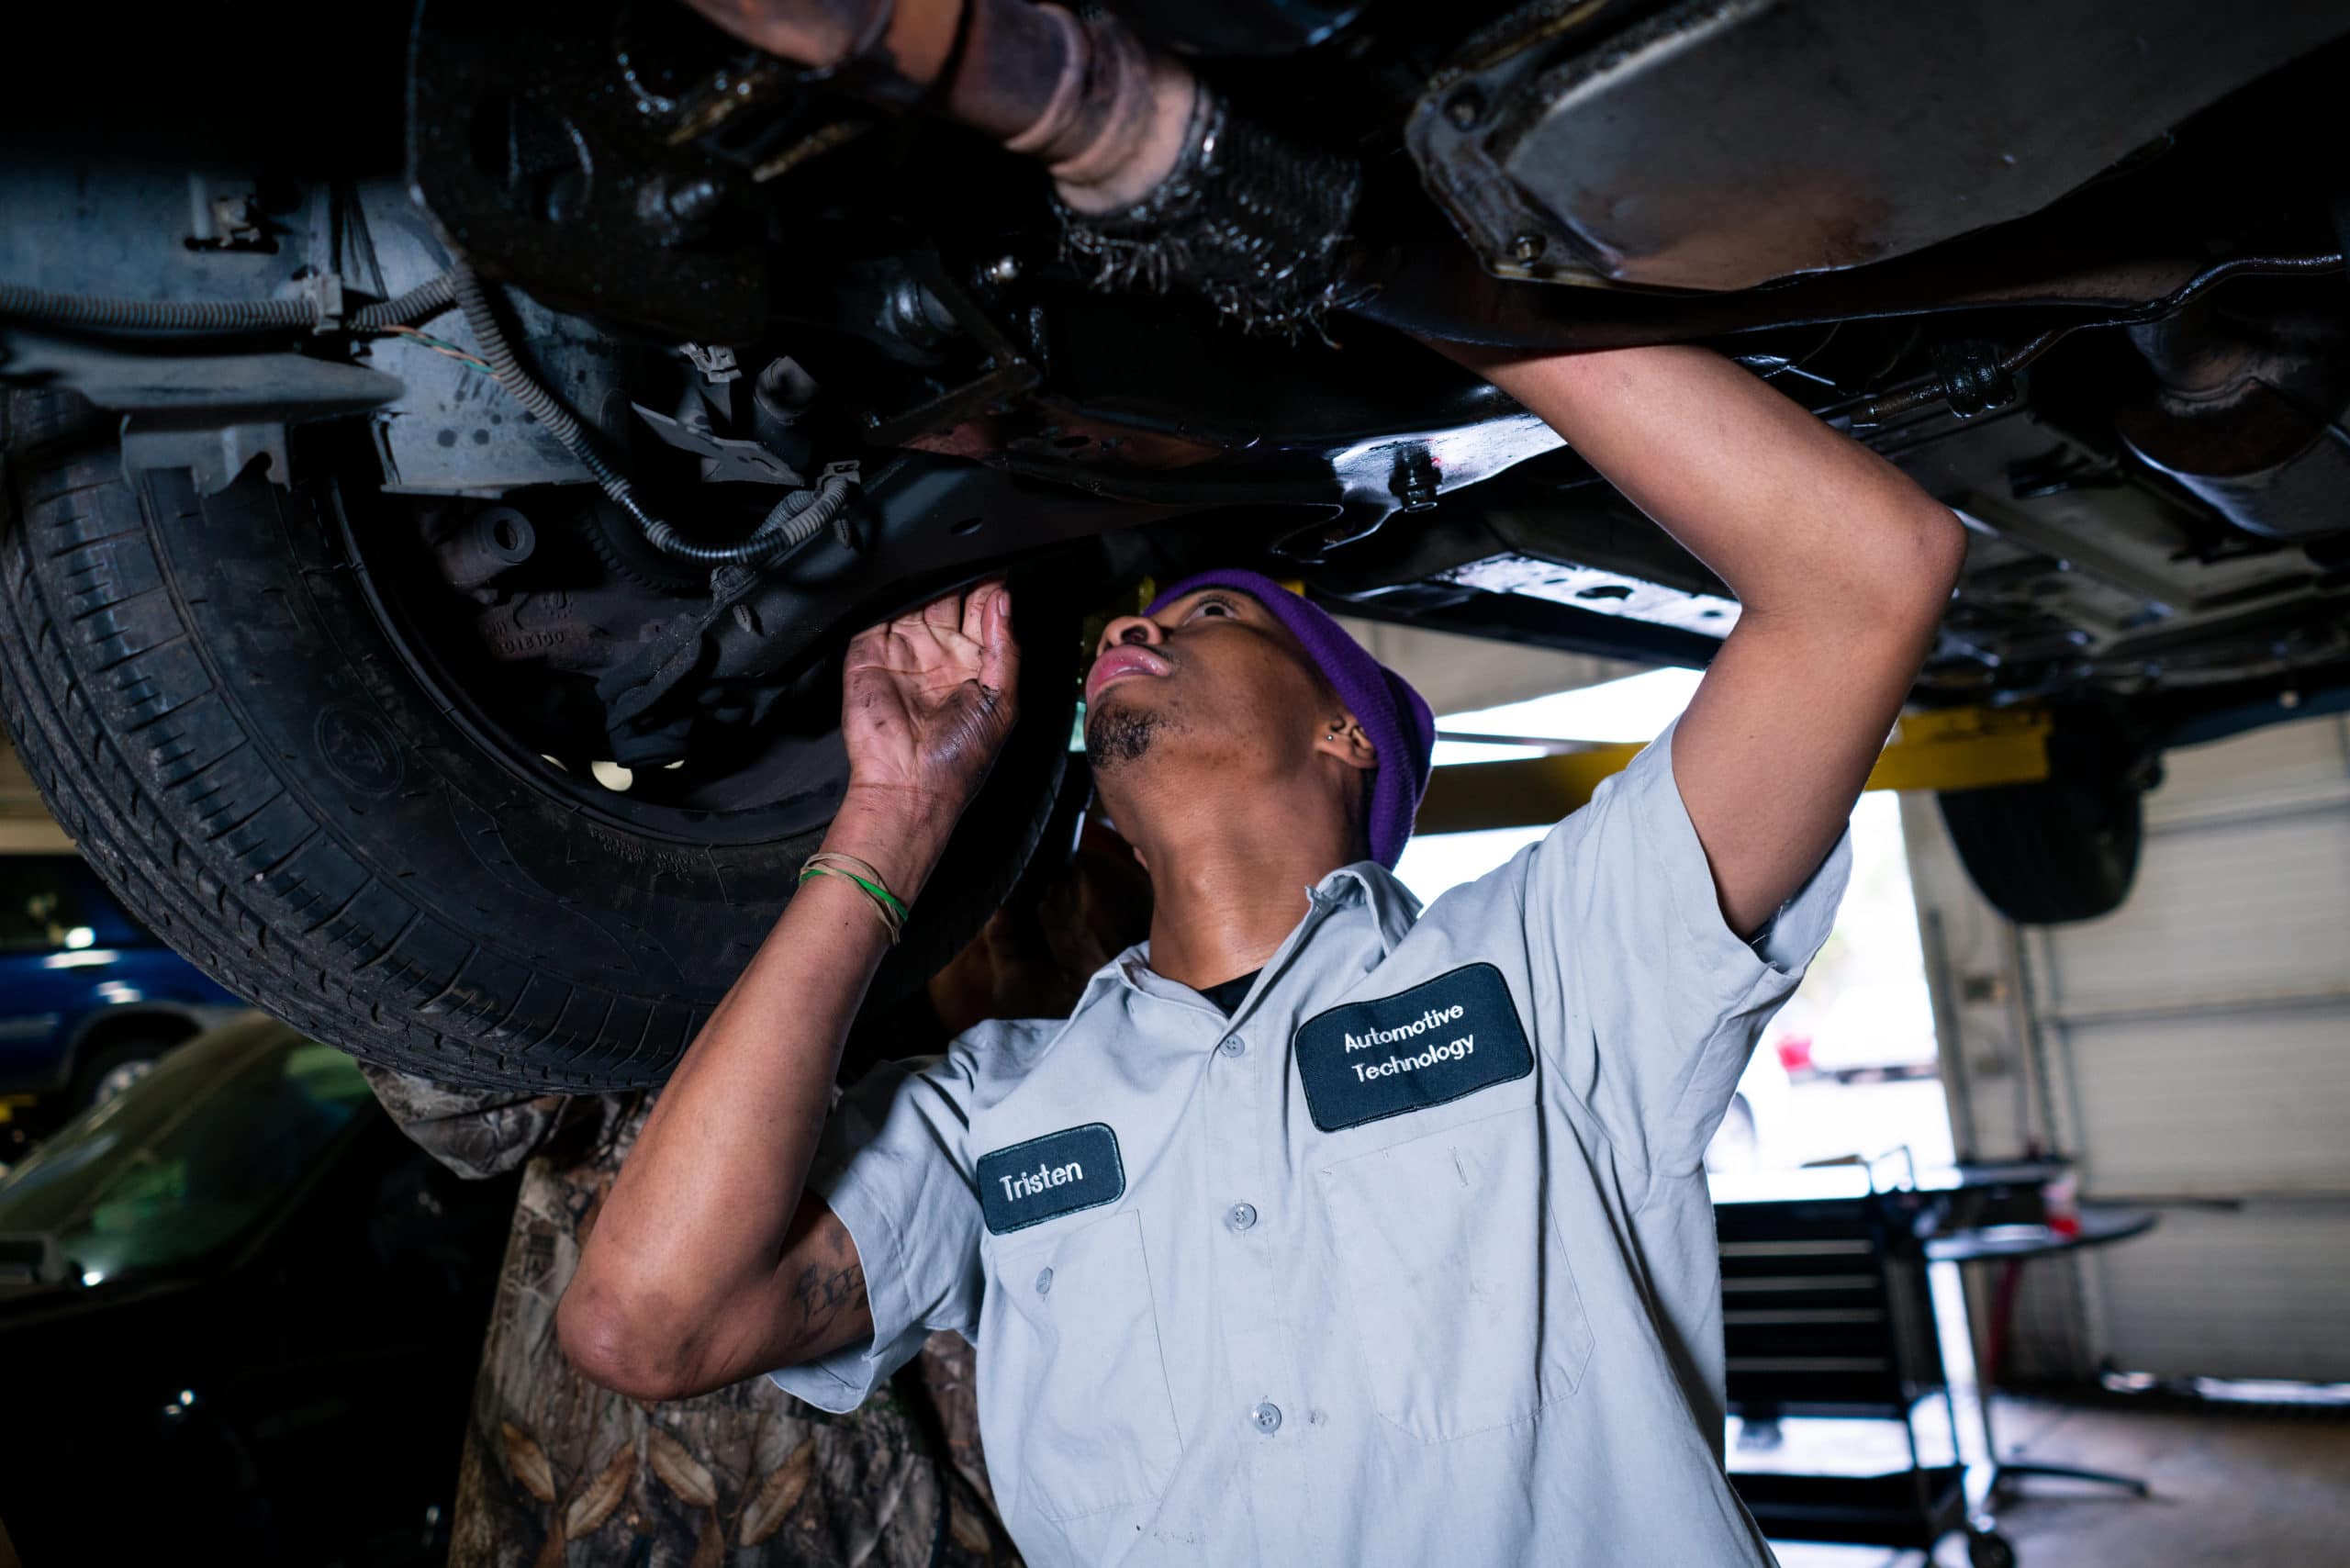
[1316,714,1378,772]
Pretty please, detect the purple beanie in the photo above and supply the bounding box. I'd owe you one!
[1145,570,1436,868]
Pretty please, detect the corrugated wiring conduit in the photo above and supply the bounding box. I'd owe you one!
[0,273,456,332]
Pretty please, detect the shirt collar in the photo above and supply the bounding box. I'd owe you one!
[1309,859,1423,957]
[1080,859,1424,1013]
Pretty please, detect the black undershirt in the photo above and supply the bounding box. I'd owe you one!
[1199,969,1263,1016]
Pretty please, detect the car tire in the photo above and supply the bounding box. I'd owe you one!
[1937,706,2149,925]
[0,391,1076,1090]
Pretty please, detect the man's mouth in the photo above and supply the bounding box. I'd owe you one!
[1084,645,1172,704]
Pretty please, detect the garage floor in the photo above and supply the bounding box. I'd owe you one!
[1772,1394,2350,1568]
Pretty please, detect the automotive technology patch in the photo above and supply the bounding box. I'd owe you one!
[976,1123,1125,1235]
[1292,963,1534,1132]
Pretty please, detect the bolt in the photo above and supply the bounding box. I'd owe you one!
[1444,88,1485,130]
[1391,448,1440,513]
[1509,232,1547,265]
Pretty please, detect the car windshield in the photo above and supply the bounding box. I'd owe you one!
[0,1014,372,1287]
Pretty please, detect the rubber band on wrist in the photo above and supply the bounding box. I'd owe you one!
[799,852,910,944]
[805,852,911,921]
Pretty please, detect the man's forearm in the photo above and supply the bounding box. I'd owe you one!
[562,786,949,1385]
[1453,342,1959,626]
[1439,340,1965,933]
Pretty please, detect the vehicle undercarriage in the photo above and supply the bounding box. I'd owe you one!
[3,0,2346,1087]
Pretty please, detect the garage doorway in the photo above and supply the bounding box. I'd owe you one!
[1904,707,2350,1385]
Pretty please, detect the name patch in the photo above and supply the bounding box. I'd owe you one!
[1292,963,1534,1132]
[976,1123,1125,1235]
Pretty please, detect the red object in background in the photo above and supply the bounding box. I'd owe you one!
[2043,1170,2083,1238]
[1774,1035,1815,1075]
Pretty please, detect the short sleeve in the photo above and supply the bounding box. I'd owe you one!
[1512,718,1850,1175]
[767,1042,986,1414]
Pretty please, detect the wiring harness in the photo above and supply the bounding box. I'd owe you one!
[0,265,835,568]
[0,274,453,333]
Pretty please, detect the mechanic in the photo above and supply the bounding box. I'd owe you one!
[557,342,1968,1566]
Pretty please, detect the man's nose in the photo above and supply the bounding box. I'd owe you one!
[1093,614,1164,658]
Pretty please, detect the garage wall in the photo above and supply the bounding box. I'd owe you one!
[0,739,72,853]
[1904,709,2350,1383]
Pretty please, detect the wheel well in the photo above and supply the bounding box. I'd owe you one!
[67,1008,203,1072]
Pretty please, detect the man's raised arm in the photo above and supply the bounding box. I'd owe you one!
[557,582,1018,1402]
[1446,343,1967,935]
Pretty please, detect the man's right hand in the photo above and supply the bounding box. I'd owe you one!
[842,578,1019,822]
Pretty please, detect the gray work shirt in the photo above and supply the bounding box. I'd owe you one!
[771,723,1849,1566]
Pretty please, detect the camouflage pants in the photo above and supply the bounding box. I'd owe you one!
[364,1072,1016,1568]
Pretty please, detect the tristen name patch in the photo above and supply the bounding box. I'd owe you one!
[975,1122,1125,1234]
[1292,963,1534,1132]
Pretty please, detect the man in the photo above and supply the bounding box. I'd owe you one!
[558,342,1967,1566]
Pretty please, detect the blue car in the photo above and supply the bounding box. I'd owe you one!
[0,853,243,1121]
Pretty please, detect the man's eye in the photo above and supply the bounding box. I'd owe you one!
[1197,599,1234,618]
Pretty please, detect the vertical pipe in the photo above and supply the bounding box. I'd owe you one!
[672,0,1200,211]
[1919,908,1978,1162]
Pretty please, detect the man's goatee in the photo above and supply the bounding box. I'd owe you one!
[1085,705,1160,768]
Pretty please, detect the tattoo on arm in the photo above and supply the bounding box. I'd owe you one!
[790,1260,866,1337]
[784,1210,867,1353]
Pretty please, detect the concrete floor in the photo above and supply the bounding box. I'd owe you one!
[1770,1396,2350,1568]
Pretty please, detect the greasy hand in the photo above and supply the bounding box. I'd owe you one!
[841,579,1019,817]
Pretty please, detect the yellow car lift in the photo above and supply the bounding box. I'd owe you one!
[1415,702,2053,835]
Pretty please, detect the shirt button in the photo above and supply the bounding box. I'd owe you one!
[1250,1401,1282,1436]
[1035,1268,1053,1295]
[1219,1035,1246,1058]
[1225,1202,1258,1233]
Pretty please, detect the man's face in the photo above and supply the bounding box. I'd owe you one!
[1082,588,1332,782]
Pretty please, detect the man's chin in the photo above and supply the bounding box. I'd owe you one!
[1083,696,1167,770]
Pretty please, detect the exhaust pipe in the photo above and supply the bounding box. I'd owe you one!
[674,0,1197,214]
[676,0,1361,334]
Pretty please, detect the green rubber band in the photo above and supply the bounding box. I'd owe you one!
[856,876,911,920]
[799,863,911,921]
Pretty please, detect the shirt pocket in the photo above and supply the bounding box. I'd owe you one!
[1318,1103,1595,1442]
[988,1208,1185,1521]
